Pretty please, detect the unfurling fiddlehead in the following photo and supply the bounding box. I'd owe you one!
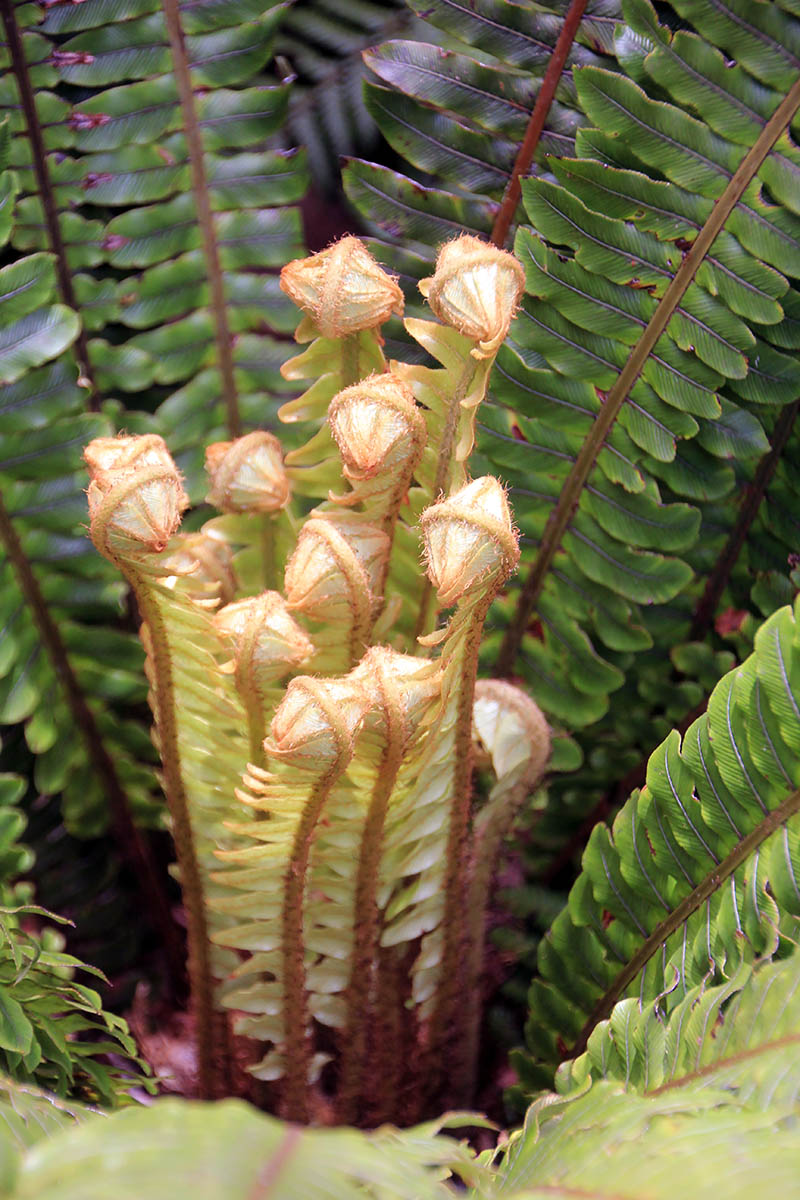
[84,235,548,1123]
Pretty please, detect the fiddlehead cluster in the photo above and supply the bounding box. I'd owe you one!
[84,235,550,1123]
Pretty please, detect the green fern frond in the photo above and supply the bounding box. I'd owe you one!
[0,150,182,989]
[559,939,800,1101]
[0,1073,94,1153]
[7,1098,486,1199]
[493,1077,800,1199]
[496,943,800,1196]
[516,597,800,1090]
[85,439,258,1096]
[0,776,31,898]
[2,0,306,495]
[0,154,165,836]
[479,0,800,896]
[345,0,800,812]
[344,0,618,261]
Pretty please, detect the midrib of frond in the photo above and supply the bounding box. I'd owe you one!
[490,0,588,248]
[690,398,800,638]
[496,72,800,677]
[162,0,240,438]
[647,1031,800,1096]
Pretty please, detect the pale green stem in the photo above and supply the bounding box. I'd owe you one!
[260,513,276,592]
[243,696,267,772]
[365,469,420,636]
[233,626,270,770]
[341,332,363,388]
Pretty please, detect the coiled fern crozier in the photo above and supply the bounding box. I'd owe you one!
[84,235,550,1123]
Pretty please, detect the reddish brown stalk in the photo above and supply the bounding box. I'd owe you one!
[496,75,800,678]
[0,0,97,405]
[280,766,343,1123]
[0,490,185,996]
[248,1127,302,1200]
[460,773,545,1101]
[690,399,800,640]
[366,943,421,1126]
[364,946,406,1125]
[162,0,240,439]
[336,709,406,1123]
[490,0,588,249]
[426,595,494,1105]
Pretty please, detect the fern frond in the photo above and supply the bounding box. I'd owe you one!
[517,598,800,1090]
[0,775,31,898]
[0,158,181,987]
[494,1077,800,1199]
[690,402,800,641]
[10,1097,485,1199]
[0,1074,94,1152]
[498,945,800,1195]
[85,434,255,1097]
[213,673,370,1117]
[346,0,800,813]
[344,0,617,258]
[3,0,305,495]
[478,0,800,897]
[559,941,800,1101]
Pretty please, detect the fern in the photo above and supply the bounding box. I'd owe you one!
[491,942,800,1196]
[344,0,618,264]
[0,775,32,901]
[493,1080,800,1199]
[82,235,553,1121]
[0,1075,93,1152]
[514,597,800,1092]
[4,1098,487,1199]
[1,0,306,494]
[559,937,800,1099]
[345,2,800,889]
[4,952,800,1194]
[2,0,800,1182]
[0,0,308,983]
[0,135,184,983]
[493,0,800,896]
